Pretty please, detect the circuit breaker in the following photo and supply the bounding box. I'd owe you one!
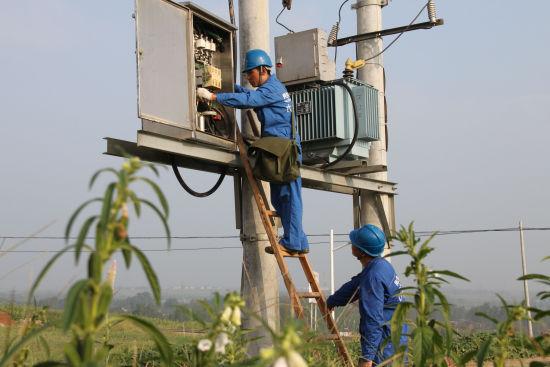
[135,0,237,149]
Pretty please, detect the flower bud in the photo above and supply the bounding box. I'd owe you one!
[231,307,241,326]
[197,338,212,352]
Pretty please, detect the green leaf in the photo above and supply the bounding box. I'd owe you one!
[38,335,51,359]
[120,243,161,304]
[75,216,97,263]
[113,315,173,365]
[476,337,493,367]
[134,177,169,217]
[63,342,81,365]
[63,279,89,331]
[474,311,498,324]
[458,349,477,366]
[518,274,549,281]
[432,288,449,313]
[534,310,550,320]
[95,283,113,326]
[121,245,132,268]
[141,199,171,247]
[87,252,102,283]
[429,270,469,282]
[128,191,142,217]
[383,250,409,258]
[0,326,51,366]
[28,245,77,302]
[412,326,434,367]
[142,162,160,177]
[98,182,116,230]
[390,302,411,350]
[88,168,119,190]
[418,246,435,260]
[65,198,101,242]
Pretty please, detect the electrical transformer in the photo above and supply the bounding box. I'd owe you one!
[275,29,380,164]
[135,0,237,149]
[290,78,379,164]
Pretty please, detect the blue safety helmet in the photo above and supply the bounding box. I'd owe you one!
[349,224,386,257]
[243,49,272,73]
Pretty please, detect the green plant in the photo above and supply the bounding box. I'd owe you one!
[180,292,251,366]
[518,255,550,364]
[1,305,51,367]
[1,157,172,366]
[518,256,550,322]
[259,322,308,367]
[389,223,469,367]
[458,295,529,367]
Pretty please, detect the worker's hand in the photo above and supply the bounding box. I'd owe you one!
[358,359,373,367]
[197,87,214,101]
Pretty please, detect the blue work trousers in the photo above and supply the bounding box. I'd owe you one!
[270,177,309,252]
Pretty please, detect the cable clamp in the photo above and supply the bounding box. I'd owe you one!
[240,233,271,243]
[352,0,388,9]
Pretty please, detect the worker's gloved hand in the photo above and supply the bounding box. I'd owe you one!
[197,87,214,100]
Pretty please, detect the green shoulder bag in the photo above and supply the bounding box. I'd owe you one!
[248,112,300,184]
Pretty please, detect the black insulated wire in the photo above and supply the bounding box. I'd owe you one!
[333,0,351,63]
[172,157,226,198]
[275,6,294,33]
[321,80,359,169]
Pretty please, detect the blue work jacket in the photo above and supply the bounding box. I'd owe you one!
[327,257,403,362]
[216,75,301,148]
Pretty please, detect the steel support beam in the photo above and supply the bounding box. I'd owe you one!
[104,134,398,195]
[329,19,444,47]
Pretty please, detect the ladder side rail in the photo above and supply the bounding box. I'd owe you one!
[299,256,354,366]
[235,126,304,318]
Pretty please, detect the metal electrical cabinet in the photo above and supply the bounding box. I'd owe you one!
[135,0,237,150]
[275,28,336,86]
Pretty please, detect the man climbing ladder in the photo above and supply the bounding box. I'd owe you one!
[197,49,309,255]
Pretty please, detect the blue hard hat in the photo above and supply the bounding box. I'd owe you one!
[349,224,386,257]
[243,49,272,73]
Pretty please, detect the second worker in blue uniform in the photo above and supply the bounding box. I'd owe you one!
[197,49,309,254]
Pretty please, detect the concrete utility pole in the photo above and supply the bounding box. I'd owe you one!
[519,221,534,338]
[354,0,390,241]
[238,0,280,355]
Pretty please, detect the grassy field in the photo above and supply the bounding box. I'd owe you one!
[1,304,548,366]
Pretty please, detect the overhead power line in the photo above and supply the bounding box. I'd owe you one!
[2,226,550,241]
[0,227,548,254]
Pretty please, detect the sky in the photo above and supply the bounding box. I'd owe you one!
[0,0,549,304]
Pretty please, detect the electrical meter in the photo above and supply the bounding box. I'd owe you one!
[135,0,237,149]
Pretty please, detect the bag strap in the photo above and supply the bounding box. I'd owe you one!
[290,108,296,142]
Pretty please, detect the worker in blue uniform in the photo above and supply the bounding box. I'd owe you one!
[197,49,309,254]
[327,224,406,366]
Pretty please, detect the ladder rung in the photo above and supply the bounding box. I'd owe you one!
[266,210,279,217]
[297,292,322,299]
[276,247,306,258]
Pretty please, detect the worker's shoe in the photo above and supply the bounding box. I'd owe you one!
[264,245,309,256]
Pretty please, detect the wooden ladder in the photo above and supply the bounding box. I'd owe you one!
[235,124,354,366]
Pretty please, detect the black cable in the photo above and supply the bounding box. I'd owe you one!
[321,80,359,169]
[275,6,294,33]
[334,0,351,64]
[171,157,226,198]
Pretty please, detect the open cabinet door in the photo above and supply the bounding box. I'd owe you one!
[135,0,192,129]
